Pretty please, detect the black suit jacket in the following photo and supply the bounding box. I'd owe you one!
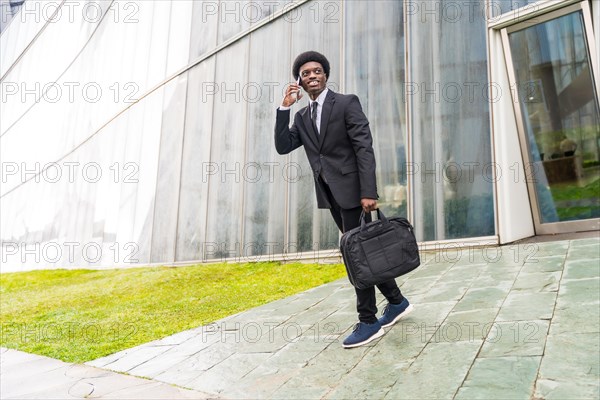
[274,90,378,209]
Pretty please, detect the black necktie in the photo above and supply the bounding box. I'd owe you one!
[311,101,318,134]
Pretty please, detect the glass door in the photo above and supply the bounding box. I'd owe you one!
[502,1,600,234]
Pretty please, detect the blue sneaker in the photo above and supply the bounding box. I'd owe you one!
[378,298,413,328]
[342,321,385,348]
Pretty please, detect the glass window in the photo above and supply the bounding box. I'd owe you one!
[507,10,600,223]
[175,57,215,262]
[150,75,188,263]
[242,22,289,259]
[188,0,218,61]
[249,0,294,27]
[217,0,251,44]
[288,0,341,253]
[133,87,165,265]
[166,0,193,76]
[114,100,145,260]
[345,0,408,221]
[203,39,249,261]
[409,0,495,241]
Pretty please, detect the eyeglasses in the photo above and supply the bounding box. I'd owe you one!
[300,68,324,78]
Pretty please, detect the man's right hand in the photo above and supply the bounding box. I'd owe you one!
[281,83,303,107]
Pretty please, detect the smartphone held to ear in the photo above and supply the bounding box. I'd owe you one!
[292,76,301,102]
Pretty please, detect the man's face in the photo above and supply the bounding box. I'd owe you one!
[299,61,327,97]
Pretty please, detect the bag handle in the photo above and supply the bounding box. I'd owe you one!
[359,208,388,231]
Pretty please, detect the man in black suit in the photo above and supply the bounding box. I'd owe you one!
[274,51,413,348]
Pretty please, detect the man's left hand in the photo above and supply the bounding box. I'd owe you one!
[361,198,377,213]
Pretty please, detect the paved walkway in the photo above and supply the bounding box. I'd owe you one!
[0,348,210,399]
[2,237,599,399]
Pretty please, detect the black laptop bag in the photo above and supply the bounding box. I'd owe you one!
[340,209,420,290]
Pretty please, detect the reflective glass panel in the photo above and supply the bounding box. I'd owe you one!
[345,0,407,220]
[508,11,600,223]
[409,0,495,241]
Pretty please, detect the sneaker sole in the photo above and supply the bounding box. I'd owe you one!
[342,327,385,349]
[381,304,414,328]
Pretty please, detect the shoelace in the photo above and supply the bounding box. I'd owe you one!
[383,304,391,315]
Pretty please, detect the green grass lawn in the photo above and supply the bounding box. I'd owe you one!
[0,262,346,363]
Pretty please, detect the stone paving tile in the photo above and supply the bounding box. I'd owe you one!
[441,308,498,342]
[405,261,454,280]
[439,263,485,281]
[557,277,600,304]
[0,347,40,366]
[463,257,511,269]
[87,340,186,370]
[511,271,561,292]
[480,258,522,269]
[378,301,456,352]
[0,348,210,399]
[98,344,175,373]
[496,291,557,321]
[417,254,453,267]
[229,324,299,355]
[268,344,371,400]
[288,303,346,327]
[220,362,308,399]
[450,247,513,266]
[478,320,549,357]
[325,358,412,400]
[383,341,483,400]
[317,309,358,332]
[485,248,523,265]
[283,327,346,353]
[400,276,440,297]
[550,302,600,335]
[452,284,512,312]
[534,379,600,400]
[2,354,66,380]
[181,341,239,370]
[185,352,271,395]
[105,334,212,381]
[527,241,570,257]
[538,332,599,383]
[454,356,541,399]
[152,343,237,387]
[2,359,84,399]
[568,237,600,247]
[468,269,520,288]
[126,346,202,379]
[265,345,326,366]
[521,255,565,273]
[162,330,227,357]
[563,258,600,280]
[415,281,471,303]
[322,327,434,399]
[566,243,600,260]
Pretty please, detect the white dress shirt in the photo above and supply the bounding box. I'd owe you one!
[279,88,329,135]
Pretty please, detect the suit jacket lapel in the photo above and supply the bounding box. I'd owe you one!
[318,90,335,149]
[301,105,319,148]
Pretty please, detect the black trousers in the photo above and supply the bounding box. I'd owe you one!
[321,180,404,324]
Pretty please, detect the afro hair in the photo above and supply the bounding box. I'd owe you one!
[292,51,330,80]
